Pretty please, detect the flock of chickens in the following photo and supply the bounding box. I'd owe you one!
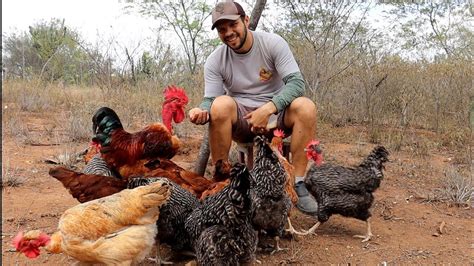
[13,85,390,265]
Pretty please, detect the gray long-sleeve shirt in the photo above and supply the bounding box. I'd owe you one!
[199,31,305,113]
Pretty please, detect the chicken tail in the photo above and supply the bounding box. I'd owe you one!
[360,146,389,171]
[134,180,172,210]
[91,107,123,147]
[229,163,255,197]
[49,166,76,183]
[48,166,126,203]
[213,159,231,182]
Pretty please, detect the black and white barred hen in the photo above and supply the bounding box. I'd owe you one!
[185,163,258,265]
[250,135,292,253]
[302,144,390,242]
[83,154,116,177]
[127,177,200,263]
[195,222,256,266]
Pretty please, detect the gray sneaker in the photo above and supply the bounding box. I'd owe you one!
[295,181,318,215]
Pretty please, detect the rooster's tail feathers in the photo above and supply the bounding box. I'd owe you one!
[92,107,123,138]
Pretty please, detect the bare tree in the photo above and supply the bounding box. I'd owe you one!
[249,0,267,30]
[125,0,212,74]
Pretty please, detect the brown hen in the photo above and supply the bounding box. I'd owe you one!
[13,180,171,265]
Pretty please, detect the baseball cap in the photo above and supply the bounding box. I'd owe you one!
[211,1,246,30]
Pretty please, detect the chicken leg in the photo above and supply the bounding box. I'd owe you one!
[291,221,321,236]
[270,236,288,254]
[353,218,373,242]
[285,217,307,235]
[147,239,173,265]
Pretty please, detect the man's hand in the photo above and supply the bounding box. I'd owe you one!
[189,107,210,125]
[244,102,277,133]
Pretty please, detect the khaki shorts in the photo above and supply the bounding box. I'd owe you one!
[230,101,291,143]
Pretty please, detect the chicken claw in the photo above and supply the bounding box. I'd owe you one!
[353,219,373,242]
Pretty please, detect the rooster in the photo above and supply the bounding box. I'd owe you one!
[91,106,180,169]
[250,135,293,254]
[162,85,189,134]
[185,163,258,265]
[13,180,171,265]
[49,158,231,203]
[302,144,389,242]
[269,129,308,236]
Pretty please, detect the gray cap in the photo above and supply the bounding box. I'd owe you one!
[211,1,246,30]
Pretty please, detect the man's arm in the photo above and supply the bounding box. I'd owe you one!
[198,97,216,112]
[189,51,223,125]
[271,71,305,113]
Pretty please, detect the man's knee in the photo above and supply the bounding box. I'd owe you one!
[210,96,237,122]
[289,97,317,120]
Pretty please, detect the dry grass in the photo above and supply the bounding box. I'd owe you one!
[1,160,26,188]
[435,166,472,207]
[2,109,30,139]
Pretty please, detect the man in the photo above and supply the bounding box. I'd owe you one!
[189,1,318,214]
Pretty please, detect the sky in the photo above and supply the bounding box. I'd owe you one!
[3,0,463,62]
[2,0,386,47]
[2,0,157,47]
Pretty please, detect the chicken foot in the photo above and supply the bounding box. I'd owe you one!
[292,221,321,236]
[284,217,307,236]
[270,236,288,255]
[353,219,373,242]
[147,239,173,265]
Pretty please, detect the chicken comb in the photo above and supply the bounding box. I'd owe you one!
[273,129,285,138]
[306,139,321,151]
[164,85,189,104]
[12,231,24,249]
[305,139,323,165]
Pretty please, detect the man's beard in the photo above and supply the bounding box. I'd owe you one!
[228,27,248,51]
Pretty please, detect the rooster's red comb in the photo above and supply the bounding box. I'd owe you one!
[273,129,285,138]
[164,85,189,103]
[306,139,320,149]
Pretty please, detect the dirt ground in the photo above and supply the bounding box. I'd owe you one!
[2,111,473,265]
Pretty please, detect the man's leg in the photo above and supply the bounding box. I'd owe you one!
[284,97,318,214]
[209,96,238,163]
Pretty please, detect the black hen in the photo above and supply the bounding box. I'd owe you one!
[303,145,389,241]
[250,135,291,253]
[127,176,200,263]
[185,163,258,265]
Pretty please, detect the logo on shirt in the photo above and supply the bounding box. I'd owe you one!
[259,67,272,82]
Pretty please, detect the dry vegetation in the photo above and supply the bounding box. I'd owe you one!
[2,59,472,204]
[2,1,472,263]
[1,74,473,264]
